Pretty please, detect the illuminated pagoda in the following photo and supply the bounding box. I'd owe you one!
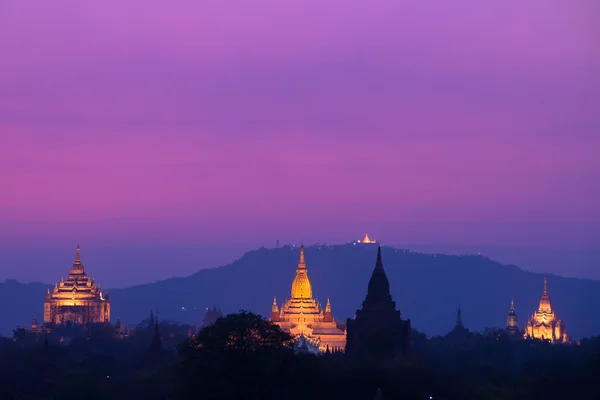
[524,277,569,343]
[43,245,111,326]
[506,299,521,338]
[269,245,346,352]
[357,233,377,244]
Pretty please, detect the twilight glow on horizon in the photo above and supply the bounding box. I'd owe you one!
[1,0,599,251]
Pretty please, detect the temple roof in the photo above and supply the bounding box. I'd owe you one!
[455,307,464,329]
[507,299,519,329]
[363,247,393,307]
[291,245,313,299]
[508,299,517,317]
[70,245,85,275]
[48,245,108,301]
[538,277,552,313]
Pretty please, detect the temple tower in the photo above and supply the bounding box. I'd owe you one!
[269,244,346,352]
[43,245,110,327]
[506,299,520,338]
[455,307,464,329]
[346,246,411,361]
[201,306,223,328]
[524,277,569,343]
[270,297,280,322]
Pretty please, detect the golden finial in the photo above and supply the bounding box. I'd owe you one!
[326,297,332,313]
[543,276,548,295]
[75,244,81,263]
[298,244,306,268]
[272,297,278,313]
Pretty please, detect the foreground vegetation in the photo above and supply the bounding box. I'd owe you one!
[2,312,600,400]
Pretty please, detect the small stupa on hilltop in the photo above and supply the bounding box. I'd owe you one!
[357,234,377,244]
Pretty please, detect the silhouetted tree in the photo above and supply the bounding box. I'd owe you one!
[180,310,294,399]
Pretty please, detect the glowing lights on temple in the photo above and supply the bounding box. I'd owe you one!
[523,277,569,343]
[357,234,377,244]
[270,243,346,352]
[42,245,111,326]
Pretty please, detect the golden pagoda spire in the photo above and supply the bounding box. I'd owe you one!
[75,244,81,263]
[272,297,279,313]
[298,244,306,269]
[291,244,312,299]
[538,276,552,312]
[326,297,331,313]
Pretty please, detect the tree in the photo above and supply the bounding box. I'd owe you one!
[194,310,292,353]
[179,311,294,399]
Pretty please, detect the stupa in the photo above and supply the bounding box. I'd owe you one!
[358,234,377,244]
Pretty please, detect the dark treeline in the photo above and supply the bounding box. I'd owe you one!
[2,311,600,400]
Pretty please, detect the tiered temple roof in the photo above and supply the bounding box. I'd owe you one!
[524,277,569,343]
[43,245,110,326]
[270,245,346,352]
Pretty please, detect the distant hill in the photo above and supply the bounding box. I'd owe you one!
[1,244,599,339]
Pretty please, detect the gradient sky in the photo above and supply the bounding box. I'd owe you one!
[1,1,599,283]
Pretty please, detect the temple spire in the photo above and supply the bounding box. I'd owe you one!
[456,307,464,329]
[272,297,279,313]
[506,299,519,334]
[538,276,552,312]
[323,297,334,322]
[363,246,393,307]
[70,244,85,274]
[149,308,162,352]
[298,244,306,269]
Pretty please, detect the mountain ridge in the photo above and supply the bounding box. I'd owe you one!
[1,244,598,339]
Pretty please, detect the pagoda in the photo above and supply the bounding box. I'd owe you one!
[358,234,377,244]
[524,277,569,343]
[201,305,223,328]
[269,245,346,352]
[346,246,411,360]
[505,299,521,338]
[43,245,110,326]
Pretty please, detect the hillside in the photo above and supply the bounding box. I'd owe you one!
[1,244,599,339]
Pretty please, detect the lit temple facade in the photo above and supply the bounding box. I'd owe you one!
[43,245,111,326]
[524,277,569,343]
[269,245,346,352]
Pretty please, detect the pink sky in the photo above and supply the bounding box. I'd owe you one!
[1,0,599,252]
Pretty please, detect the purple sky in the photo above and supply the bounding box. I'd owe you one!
[1,1,599,283]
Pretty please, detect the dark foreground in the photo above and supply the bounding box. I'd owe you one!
[2,312,599,400]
